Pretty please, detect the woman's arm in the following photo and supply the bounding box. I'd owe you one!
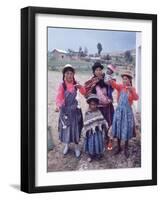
[84,77,99,96]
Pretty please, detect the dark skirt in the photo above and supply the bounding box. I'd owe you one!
[112,92,136,141]
[58,107,83,144]
[84,130,104,156]
[99,103,114,126]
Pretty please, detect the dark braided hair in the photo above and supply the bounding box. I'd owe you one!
[62,72,77,91]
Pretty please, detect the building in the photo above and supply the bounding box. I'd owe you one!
[51,49,70,61]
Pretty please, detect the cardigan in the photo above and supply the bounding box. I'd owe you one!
[56,80,86,108]
[110,80,139,105]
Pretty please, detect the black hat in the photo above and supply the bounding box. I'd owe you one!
[86,94,99,104]
[92,62,104,73]
[62,64,75,74]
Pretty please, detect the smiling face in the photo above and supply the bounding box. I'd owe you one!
[64,70,74,83]
[122,75,131,86]
[94,67,103,79]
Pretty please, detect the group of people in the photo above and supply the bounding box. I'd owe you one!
[55,62,139,162]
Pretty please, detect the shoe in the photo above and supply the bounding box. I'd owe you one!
[107,141,113,151]
[63,144,69,155]
[75,148,81,158]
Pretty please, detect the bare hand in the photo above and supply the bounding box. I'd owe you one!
[93,77,99,83]
[75,83,82,89]
[107,99,112,104]
[107,79,112,85]
[55,107,60,112]
[126,86,133,92]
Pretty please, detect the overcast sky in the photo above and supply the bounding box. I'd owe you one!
[48,27,136,54]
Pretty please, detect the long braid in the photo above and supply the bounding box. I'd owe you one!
[125,75,133,86]
[62,74,67,91]
[73,77,77,91]
[62,73,77,91]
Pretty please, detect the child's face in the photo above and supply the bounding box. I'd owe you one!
[64,71,74,83]
[94,67,103,78]
[106,68,113,75]
[89,100,98,111]
[122,76,131,86]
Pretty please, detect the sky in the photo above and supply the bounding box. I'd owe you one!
[48,27,136,54]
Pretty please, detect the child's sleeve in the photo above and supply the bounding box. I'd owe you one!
[110,80,121,91]
[131,87,139,100]
[78,85,86,95]
[55,83,64,108]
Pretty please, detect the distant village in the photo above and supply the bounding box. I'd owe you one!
[48,44,136,71]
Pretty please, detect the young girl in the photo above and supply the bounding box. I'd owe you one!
[55,64,86,157]
[109,70,139,158]
[83,94,108,162]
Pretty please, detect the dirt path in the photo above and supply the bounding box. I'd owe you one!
[47,70,141,172]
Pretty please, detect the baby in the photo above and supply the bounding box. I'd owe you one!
[104,64,116,82]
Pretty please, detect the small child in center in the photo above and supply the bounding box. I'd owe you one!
[83,94,108,162]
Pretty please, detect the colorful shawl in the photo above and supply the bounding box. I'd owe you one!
[84,75,113,100]
[82,109,108,136]
[84,76,99,97]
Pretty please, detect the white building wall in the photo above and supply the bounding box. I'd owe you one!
[135,32,142,113]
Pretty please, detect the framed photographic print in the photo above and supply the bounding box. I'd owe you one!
[21,6,157,193]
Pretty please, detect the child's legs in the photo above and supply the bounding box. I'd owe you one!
[114,138,121,155]
[124,140,130,158]
[125,140,128,149]
[63,143,69,155]
[74,143,81,157]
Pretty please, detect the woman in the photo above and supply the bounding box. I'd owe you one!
[84,62,115,147]
[55,64,86,157]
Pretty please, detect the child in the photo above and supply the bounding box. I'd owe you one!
[55,64,86,158]
[83,94,108,162]
[109,70,139,158]
[104,64,116,83]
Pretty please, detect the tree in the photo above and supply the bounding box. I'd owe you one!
[79,46,82,52]
[105,54,111,60]
[124,50,133,63]
[67,48,76,57]
[78,46,83,57]
[84,47,88,56]
[97,43,103,55]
